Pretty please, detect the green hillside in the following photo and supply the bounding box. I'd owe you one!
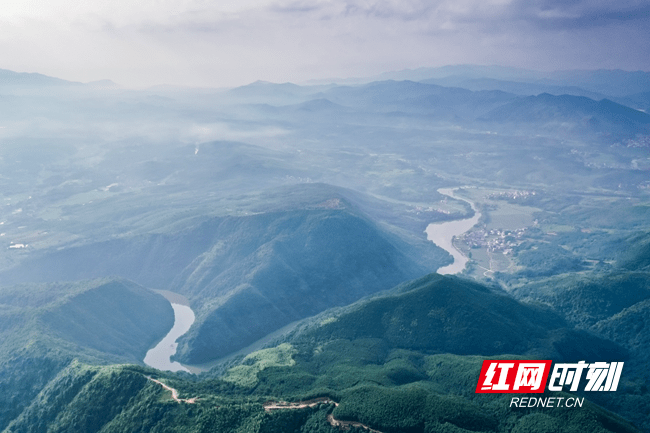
[2,185,443,364]
[0,278,173,430]
[173,208,431,363]
[618,232,650,271]
[0,278,173,362]
[509,248,650,431]
[285,274,625,361]
[0,274,640,433]
[593,299,650,366]
[41,280,175,359]
[512,271,650,328]
[0,72,648,433]
[3,359,636,433]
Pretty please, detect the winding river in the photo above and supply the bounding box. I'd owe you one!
[425,188,481,275]
[144,189,479,371]
[144,290,195,373]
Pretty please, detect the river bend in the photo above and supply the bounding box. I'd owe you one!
[144,291,195,373]
[425,188,481,275]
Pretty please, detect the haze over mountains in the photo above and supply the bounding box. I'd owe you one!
[0,65,649,432]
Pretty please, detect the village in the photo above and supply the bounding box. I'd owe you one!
[459,225,528,256]
[486,190,538,201]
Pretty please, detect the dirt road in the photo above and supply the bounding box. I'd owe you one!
[264,398,382,432]
[146,376,197,403]
[146,380,379,432]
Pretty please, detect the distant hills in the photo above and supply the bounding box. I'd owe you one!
[356,65,650,98]
[2,65,649,140]
[219,74,650,138]
[421,77,609,100]
[0,69,79,87]
[482,93,650,124]
[0,69,118,93]
[481,93,650,137]
[1,183,446,364]
[0,65,648,432]
[620,91,650,113]
[320,80,518,120]
[3,64,649,99]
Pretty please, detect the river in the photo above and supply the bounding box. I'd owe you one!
[144,290,195,373]
[425,188,481,275]
[143,190,479,371]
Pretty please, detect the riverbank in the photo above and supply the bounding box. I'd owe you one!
[144,291,195,373]
[425,187,481,275]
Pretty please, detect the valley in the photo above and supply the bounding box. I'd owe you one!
[144,184,482,375]
[0,66,649,433]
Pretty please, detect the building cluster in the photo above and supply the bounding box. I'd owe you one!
[486,190,537,200]
[408,205,451,215]
[460,226,527,255]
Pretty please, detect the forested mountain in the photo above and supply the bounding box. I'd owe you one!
[1,274,642,433]
[0,278,173,431]
[1,184,445,363]
[0,66,649,432]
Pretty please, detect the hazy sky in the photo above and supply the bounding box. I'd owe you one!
[1,0,649,88]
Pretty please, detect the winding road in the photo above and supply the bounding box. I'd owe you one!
[264,398,382,433]
[146,382,381,432]
[146,376,197,404]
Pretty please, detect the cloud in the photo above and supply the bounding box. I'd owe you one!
[0,0,647,87]
[269,0,327,14]
[511,0,650,29]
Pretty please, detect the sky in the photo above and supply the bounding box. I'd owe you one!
[1,0,649,88]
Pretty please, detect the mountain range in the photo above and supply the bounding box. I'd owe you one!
[0,65,649,432]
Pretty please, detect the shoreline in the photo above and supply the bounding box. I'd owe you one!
[425,187,481,275]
